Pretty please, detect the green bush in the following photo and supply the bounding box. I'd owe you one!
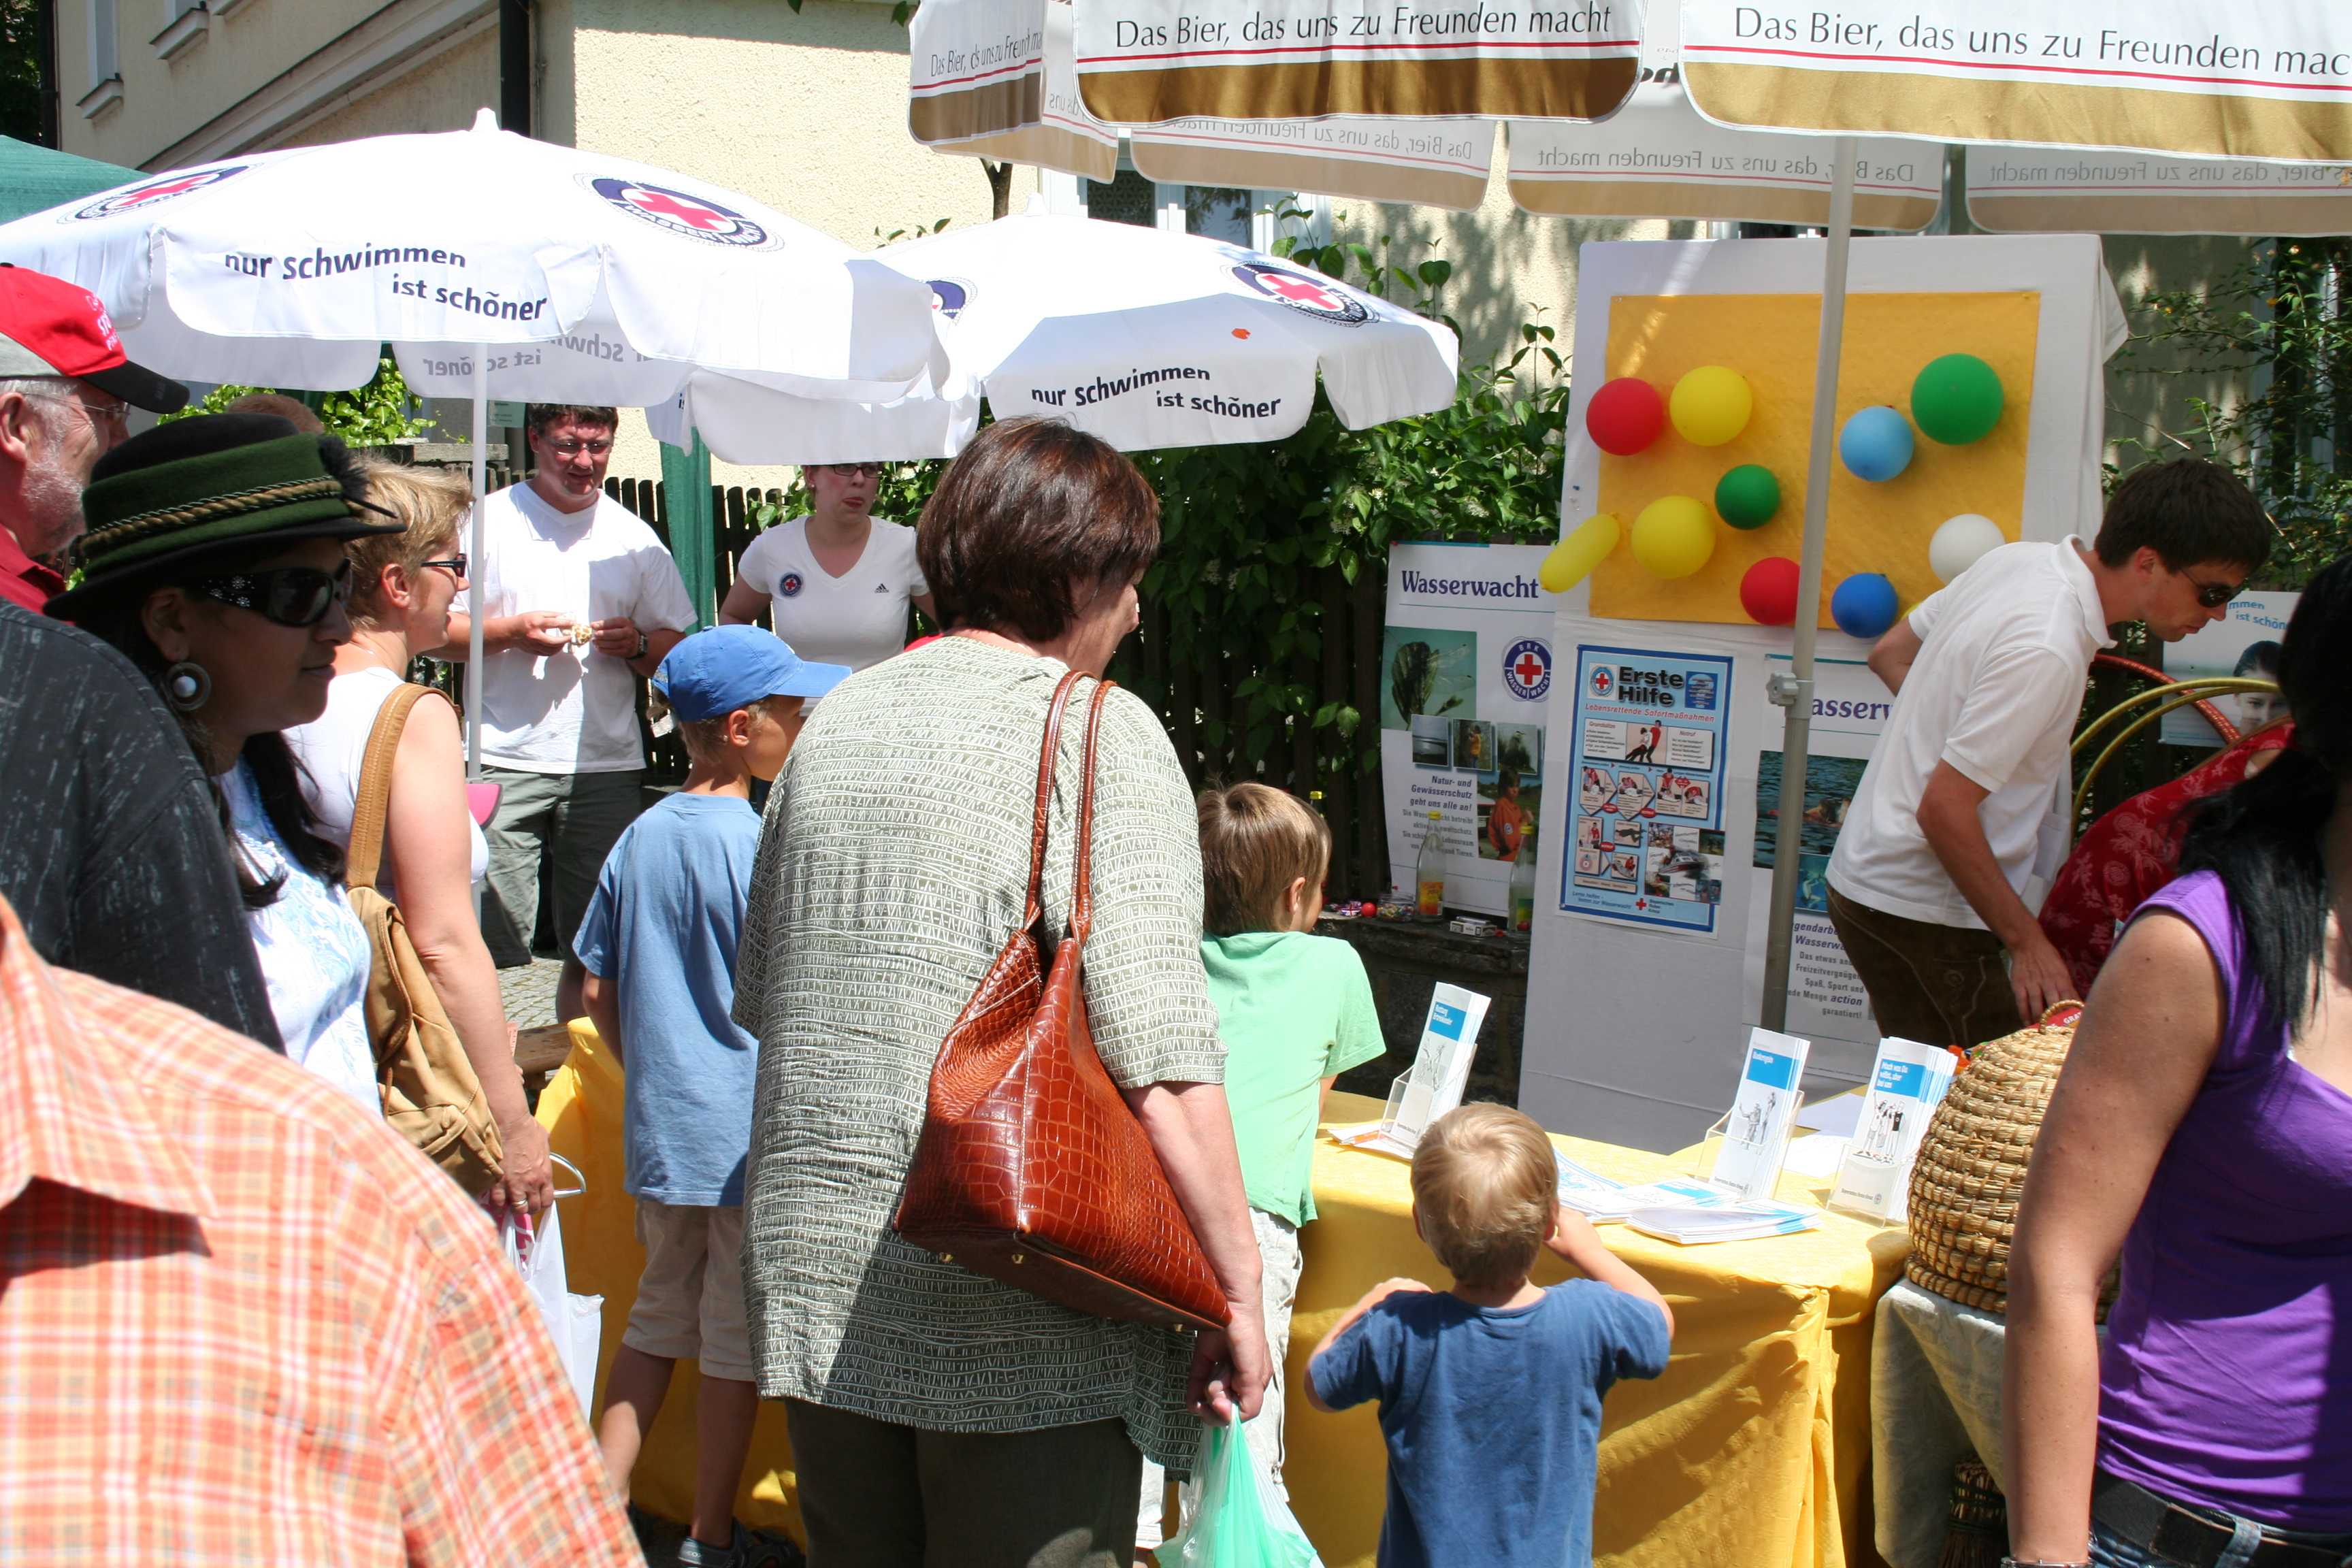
[163,350,434,447]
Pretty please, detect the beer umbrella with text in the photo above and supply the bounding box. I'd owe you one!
[649,208,1460,460]
[0,108,945,774]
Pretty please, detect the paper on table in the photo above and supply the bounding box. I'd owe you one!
[1797,1093,1864,1137]
[1784,1131,1850,1181]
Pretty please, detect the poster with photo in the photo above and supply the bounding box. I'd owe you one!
[1742,655,1893,1049]
[1380,543,1556,915]
[2157,591,2297,747]
[1561,644,1733,934]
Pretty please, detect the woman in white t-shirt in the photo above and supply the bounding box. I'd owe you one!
[719,461,935,684]
[284,459,555,1220]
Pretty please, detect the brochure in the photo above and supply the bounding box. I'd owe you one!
[1333,984,1490,1158]
[1709,1028,1812,1200]
[1827,1036,1958,1223]
[1626,1200,1821,1245]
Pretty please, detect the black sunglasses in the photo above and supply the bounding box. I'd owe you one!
[2180,570,2243,610]
[421,553,468,578]
[193,559,353,627]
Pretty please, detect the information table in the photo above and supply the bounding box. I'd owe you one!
[540,1037,1906,1567]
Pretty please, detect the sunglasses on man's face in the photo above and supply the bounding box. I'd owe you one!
[2179,570,2244,610]
[421,553,468,578]
[192,559,354,627]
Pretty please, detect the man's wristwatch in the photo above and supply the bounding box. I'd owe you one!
[631,627,649,660]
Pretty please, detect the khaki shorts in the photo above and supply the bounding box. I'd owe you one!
[622,1198,753,1383]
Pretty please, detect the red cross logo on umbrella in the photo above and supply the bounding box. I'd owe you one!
[1231,262,1370,326]
[73,165,248,220]
[587,176,772,248]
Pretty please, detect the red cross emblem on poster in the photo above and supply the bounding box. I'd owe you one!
[74,165,250,220]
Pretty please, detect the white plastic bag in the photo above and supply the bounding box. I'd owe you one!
[501,1159,602,1420]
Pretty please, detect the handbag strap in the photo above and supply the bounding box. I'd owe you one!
[1068,678,1114,945]
[348,683,434,894]
[1022,670,1088,927]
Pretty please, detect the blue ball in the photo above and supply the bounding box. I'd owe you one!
[1831,572,1900,639]
[1840,405,1915,482]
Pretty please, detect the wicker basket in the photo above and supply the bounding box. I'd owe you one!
[1904,1002,2082,1313]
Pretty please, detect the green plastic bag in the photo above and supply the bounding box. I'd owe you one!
[1160,1417,1324,1568]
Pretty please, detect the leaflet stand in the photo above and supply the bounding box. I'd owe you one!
[1693,1027,1812,1202]
[1335,983,1491,1160]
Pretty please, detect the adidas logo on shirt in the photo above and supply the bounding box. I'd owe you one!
[874,583,889,593]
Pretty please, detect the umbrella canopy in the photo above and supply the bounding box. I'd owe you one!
[652,210,1460,460]
[1679,0,2352,163]
[911,0,1118,180]
[0,137,142,227]
[1965,150,2352,235]
[0,110,943,405]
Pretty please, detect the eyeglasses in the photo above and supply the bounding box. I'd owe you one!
[420,553,468,578]
[2178,570,2244,609]
[819,461,883,477]
[544,437,615,458]
[21,385,129,435]
[192,559,353,627]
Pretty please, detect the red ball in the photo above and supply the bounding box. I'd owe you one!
[1586,377,1665,455]
[1740,557,1802,625]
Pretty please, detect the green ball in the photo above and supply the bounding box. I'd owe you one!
[1910,353,2005,444]
[1714,463,1782,530]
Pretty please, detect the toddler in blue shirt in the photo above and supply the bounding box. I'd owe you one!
[1307,1103,1674,1568]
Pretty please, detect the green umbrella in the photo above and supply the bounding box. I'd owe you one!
[0,137,142,225]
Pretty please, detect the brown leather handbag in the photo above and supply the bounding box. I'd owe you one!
[894,671,1230,1335]
[348,683,505,1197]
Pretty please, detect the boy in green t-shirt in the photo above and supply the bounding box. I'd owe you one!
[1136,783,1386,1561]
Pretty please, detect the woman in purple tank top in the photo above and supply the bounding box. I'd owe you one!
[2006,553,2352,1568]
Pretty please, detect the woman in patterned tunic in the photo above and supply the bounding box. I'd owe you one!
[734,419,1270,1567]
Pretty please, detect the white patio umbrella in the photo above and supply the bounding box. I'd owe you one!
[0,108,945,774]
[649,210,1460,460]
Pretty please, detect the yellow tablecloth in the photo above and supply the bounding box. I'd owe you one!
[542,1037,1906,1567]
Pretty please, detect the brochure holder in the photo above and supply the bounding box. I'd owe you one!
[1335,983,1490,1160]
[1704,1027,1812,1202]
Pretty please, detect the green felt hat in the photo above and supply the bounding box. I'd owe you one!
[51,412,402,617]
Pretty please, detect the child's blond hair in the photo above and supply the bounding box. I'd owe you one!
[1197,782,1330,936]
[1411,1103,1558,1290]
[676,696,789,768]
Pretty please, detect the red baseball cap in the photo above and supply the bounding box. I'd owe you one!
[0,264,186,412]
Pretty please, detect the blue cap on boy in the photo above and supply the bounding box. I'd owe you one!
[653,625,851,721]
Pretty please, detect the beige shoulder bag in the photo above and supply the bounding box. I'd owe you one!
[348,683,505,1195]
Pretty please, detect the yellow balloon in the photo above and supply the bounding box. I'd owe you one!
[1539,512,1621,592]
[1631,495,1716,578]
[1669,365,1754,446]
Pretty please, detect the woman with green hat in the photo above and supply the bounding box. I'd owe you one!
[50,412,404,1109]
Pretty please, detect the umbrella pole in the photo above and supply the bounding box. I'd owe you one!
[466,346,487,783]
[1759,136,1857,1033]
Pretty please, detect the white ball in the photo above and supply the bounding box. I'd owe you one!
[1929,513,2007,583]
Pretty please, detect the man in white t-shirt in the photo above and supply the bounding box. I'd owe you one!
[1825,458,2270,1047]
[441,405,695,968]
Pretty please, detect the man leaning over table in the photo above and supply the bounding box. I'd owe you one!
[440,403,694,968]
[1824,457,2270,1050]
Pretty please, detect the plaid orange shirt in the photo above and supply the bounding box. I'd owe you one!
[0,896,644,1567]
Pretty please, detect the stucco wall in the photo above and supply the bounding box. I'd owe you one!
[570,0,1035,487]
[276,27,498,148]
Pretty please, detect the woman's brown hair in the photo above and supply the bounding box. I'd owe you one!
[346,459,470,627]
[915,418,1159,641]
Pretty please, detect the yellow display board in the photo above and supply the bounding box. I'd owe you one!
[1590,290,2040,627]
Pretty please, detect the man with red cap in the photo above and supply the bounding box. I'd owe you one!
[0,264,186,609]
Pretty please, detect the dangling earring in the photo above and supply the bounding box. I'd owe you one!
[163,660,212,713]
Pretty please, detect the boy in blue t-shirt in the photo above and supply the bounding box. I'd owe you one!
[1307,1103,1674,1568]
[570,625,846,1568]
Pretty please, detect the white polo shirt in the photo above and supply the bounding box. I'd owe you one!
[733,516,927,683]
[474,482,696,775]
[1827,538,2114,930]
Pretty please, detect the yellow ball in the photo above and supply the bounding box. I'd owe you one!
[1539,512,1621,592]
[1631,495,1716,578]
[1669,365,1754,446]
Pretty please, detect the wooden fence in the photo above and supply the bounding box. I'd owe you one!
[596,477,1400,902]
